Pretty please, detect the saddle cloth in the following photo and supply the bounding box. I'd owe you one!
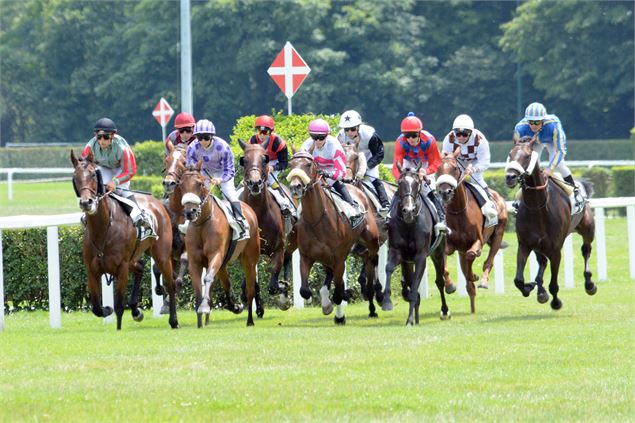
[211,196,249,241]
[464,182,498,229]
[549,173,587,215]
[360,179,394,218]
[324,187,366,229]
[110,193,157,241]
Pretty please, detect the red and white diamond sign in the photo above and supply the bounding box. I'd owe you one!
[267,42,311,99]
[152,97,174,128]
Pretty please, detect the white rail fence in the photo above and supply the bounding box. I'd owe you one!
[0,197,633,330]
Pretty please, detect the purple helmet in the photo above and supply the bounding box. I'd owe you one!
[308,119,330,135]
[194,119,216,135]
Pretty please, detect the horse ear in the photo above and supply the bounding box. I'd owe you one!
[452,146,461,158]
[415,161,423,172]
[239,156,245,167]
[262,155,269,165]
[167,142,174,154]
[238,138,247,150]
[70,149,78,167]
[529,134,538,149]
[86,148,95,162]
[291,144,297,155]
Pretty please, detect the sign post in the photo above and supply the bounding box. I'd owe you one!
[152,97,174,142]
[267,42,311,115]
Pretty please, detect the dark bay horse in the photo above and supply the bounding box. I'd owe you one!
[435,150,508,313]
[71,150,178,330]
[505,136,597,309]
[381,163,450,325]
[179,162,261,327]
[287,151,381,324]
[238,139,298,310]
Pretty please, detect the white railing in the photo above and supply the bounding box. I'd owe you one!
[1,197,634,330]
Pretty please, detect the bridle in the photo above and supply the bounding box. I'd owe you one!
[396,171,422,220]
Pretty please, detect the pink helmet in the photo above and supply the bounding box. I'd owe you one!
[308,118,330,135]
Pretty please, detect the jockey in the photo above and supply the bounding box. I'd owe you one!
[184,119,249,241]
[300,118,364,226]
[336,109,390,212]
[164,112,196,155]
[81,117,155,237]
[248,115,295,217]
[441,114,498,223]
[514,102,575,188]
[392,112,449,234]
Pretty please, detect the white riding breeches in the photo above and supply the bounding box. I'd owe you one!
[219,178,239,202]
[470,171,488,189]
[534,143,571,178]
[365,165,380,180]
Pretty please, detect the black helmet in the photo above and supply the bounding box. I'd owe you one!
[94,117,117,133]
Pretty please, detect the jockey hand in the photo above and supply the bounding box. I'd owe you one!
[105,181,116,193]
[417,168,427,181]
[210,178,222,186]
[266,164,274,174]
[464,165,474,176]
[543,168,552,178]
[318,169,333,179]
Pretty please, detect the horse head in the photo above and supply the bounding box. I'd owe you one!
[240,143,269,195]
[396,164,422,224]
[505,135,539,188]
[435,148,463,203]
[179,160,209,223]
[287,151,317,199]
[343,143,365,183]
[70,149,104,214]
[163,144,187,195]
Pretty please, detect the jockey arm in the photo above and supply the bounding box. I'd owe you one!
[391,139,406,180]
[112,147,137,186]
[473,134,491,174]
[366,133,384,169]
[425,138,441,175]
[547,122,567,171]
[273,141,289,171]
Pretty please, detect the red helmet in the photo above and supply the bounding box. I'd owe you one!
[174,112,196,129]
[255,115,275,131]
[400,112,423,133]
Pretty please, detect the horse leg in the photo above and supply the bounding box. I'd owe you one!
[407,256,427,326]
[443,245,457,294]
[458,251,477,314]
[87,271,111,318]
[401,262,414,302]
[534,252,550,304]
[217,267,243,315]
[357,265,368,300]
[299,254,314,301]
[364,253,379,318]
[114,265,129,330]
[188,258,205,328]
[548,250,563,310]
[152,246,179,329]
[514,244,536,297]
[431,244,450,320]
[577,212,597,295]
[381,248,401,311]
[175,252,188,294]
[128,259,145,322]
[320,267,334,315]
[254,279,265,318]
[152,261,170,315]
[269,249,290,310]
[332,262,347,325]
[238,256,257,327]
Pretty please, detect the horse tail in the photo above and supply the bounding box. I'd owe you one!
[579,178,593,198]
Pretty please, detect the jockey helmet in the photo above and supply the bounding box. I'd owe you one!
[339,110,362,128]
[174,112,196,129]
[525,102,547,121]
[452,114,474,131]
[254,115,275,131]
[194,119,216,135]
[400,112,423,133]
[308,119,330,135]
[94,117,117,133]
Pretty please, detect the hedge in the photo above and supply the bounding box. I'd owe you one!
[611,166,635,198]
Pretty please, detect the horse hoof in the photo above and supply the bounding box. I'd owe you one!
[585,284,597,296]
[154,285,165,296]
[334,315,346,325]
[299,287,312,300]
[197,303,211,314]
[232,304,244,315]
[368,311,378,318]
[256,308,265,319]
[522,282,536,297]
[171,322,180,329]
[440,310,451,320]
[133,310,144,322]
[551,298,563,310]
[160,305,170,315]
[322,303,334,316]
[477,283,489,289]
[537,291,550,304]
[343,289,354,302]
[445,283,457,294]
[102,306,113,317]
[277,294,291,311]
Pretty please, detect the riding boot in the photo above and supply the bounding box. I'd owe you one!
[563,174,582,204]
[480,186,498,221]
[333,180,364,226]
[372,178,390,210]
[230,201,250,241]
[428,191,451,235]
[125,192,156,239]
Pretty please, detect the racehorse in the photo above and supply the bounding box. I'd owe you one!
[342,143,394,300]
[238,139,298,310]
[287,151,381,324]
[179,162,261,327]
[505,136,597,309]
[435,149,508,313]
[381,163,450,325]
[71,149,179,330]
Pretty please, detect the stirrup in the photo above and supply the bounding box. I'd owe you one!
[435,222,451,236]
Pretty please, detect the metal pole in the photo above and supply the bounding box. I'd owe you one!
[288,97,292,116]
[180,0,193,114]
[161,125,167,144]
[628,205,635,279]
[47,226,62,328]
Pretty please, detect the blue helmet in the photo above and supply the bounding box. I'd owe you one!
[194,119,216,135]
[525,102,547,121]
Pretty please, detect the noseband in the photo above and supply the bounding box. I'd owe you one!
[397,174,422,220]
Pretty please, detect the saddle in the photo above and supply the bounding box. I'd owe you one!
[110,192,157,241]
[464,182,498,229]
[549,174,586,215]
[324,186,366,229]
[360,179,393,218]
[211,196,250,241]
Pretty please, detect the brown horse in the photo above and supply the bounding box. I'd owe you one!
[179,162,261,327]
[505,136,597,309]
[287,151,381,324]
[435,149,508,313]
[70,150,178,330]
[381,163,449,325]
[238,139,298,310]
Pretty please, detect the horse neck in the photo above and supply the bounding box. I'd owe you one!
[522,165,548,207]
[447,181,468,213]
[245,184,272,215]
[86,196,113,238]
[302,183,332,222]
[169,185,184,214]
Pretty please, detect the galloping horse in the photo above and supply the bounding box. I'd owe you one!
[505,136,597,309]
[381,163,450,325]
[179,162,261,327]
[435,149,508,313]
[71,150,179,330]
[342,143,394,299]
[238,139,298,310]
[287,151,381,324]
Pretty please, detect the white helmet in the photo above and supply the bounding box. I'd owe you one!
[524,102,547,121]
[452,114,474,131]
[339,110,362,128]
